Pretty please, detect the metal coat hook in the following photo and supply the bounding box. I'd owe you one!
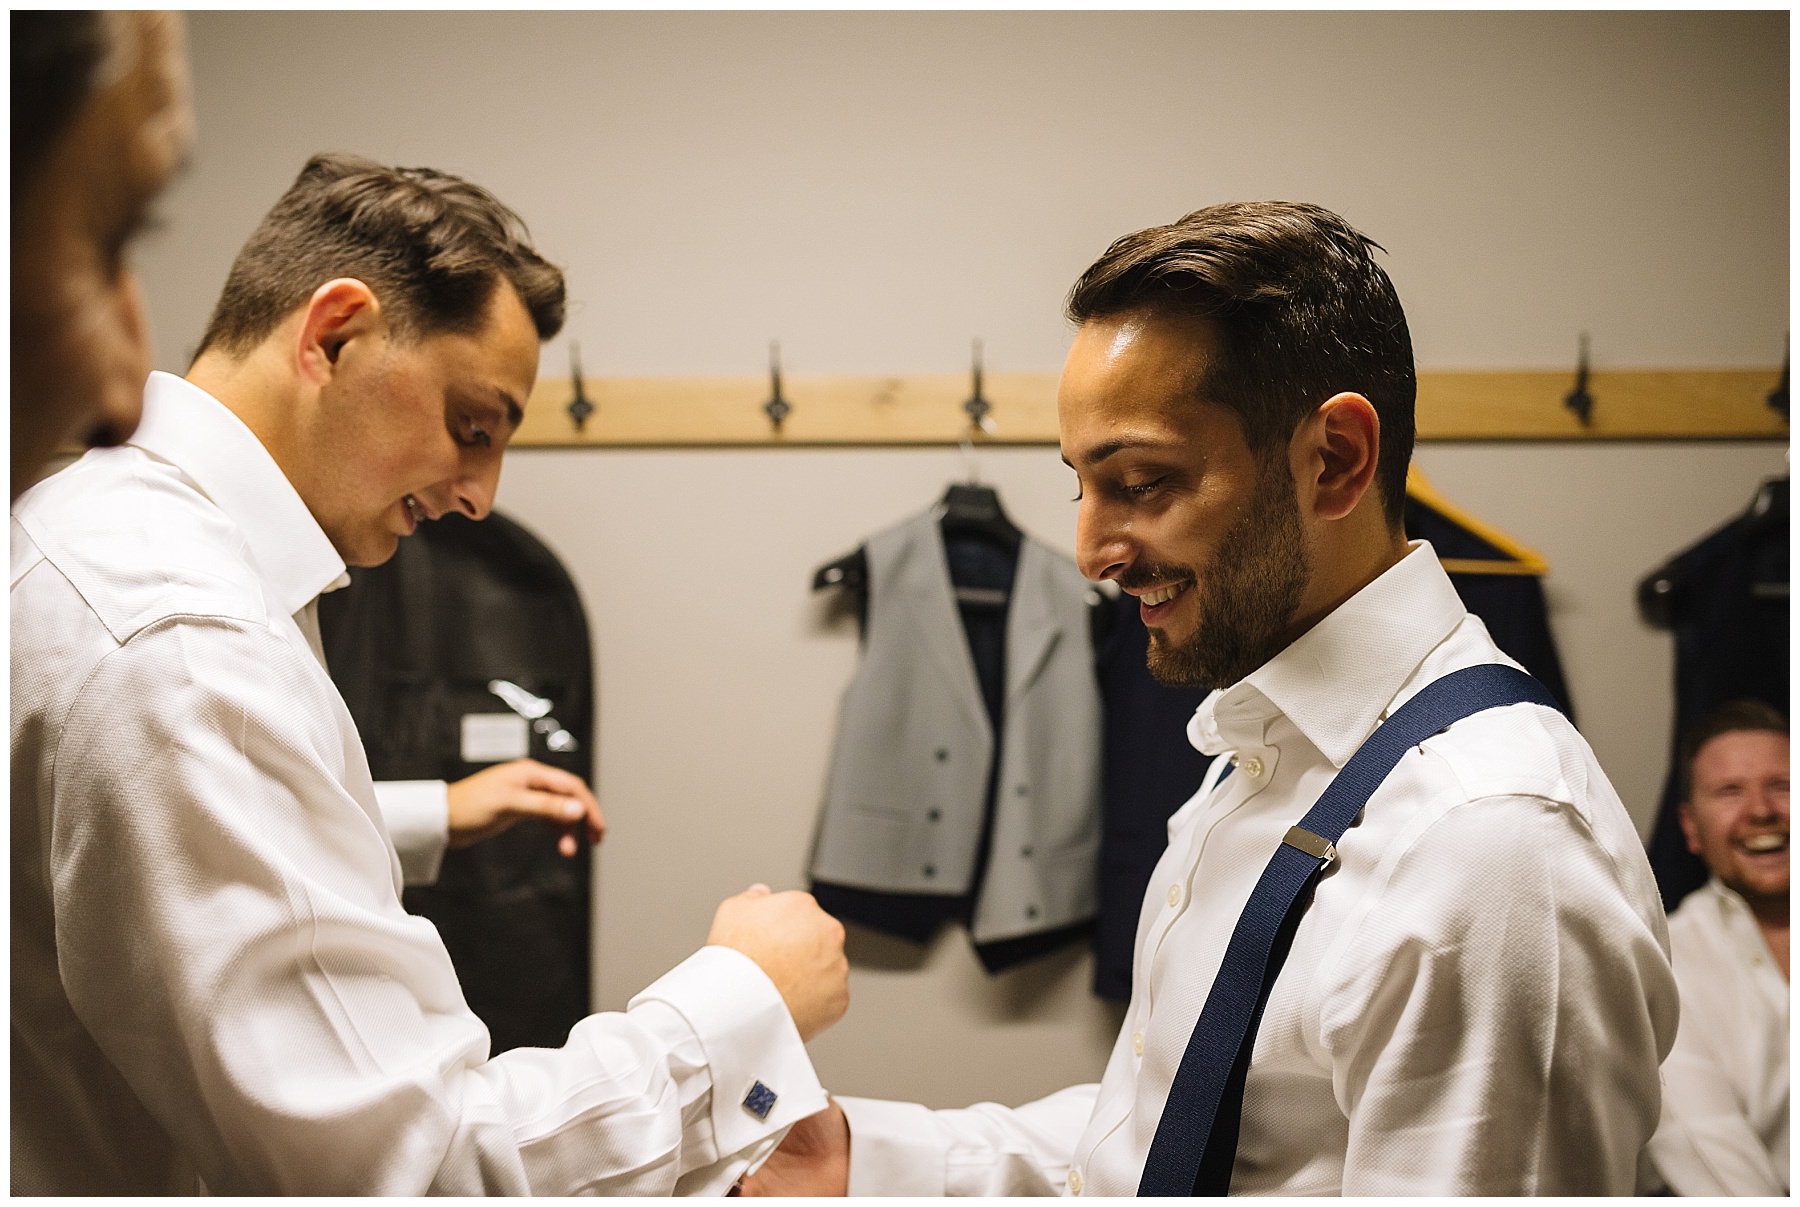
[565,341,595,432]
[963,339,995,435]
[1563,332,1595,426]
[763,341,792,434]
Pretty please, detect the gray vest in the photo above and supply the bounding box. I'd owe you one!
[809,510,1102,944]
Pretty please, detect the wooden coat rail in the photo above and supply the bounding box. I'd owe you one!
[514,368,1787,447]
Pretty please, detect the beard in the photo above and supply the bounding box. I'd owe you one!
[1136,458,1311,690]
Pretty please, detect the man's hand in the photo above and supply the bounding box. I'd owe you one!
[737,1099,850,1196]
[445,758,604,857]
[708,885,850,1042]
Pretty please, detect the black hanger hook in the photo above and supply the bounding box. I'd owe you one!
[1563,333,1594,426]
[566,341,595,433]
[764,341,792,434]
[963,338,993,434]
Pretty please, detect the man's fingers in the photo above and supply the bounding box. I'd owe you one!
[518,763,606,842]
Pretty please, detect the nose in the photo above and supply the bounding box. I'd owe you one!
[1075,496,1133,583]
[448,456,500,521]
[1748,777,1789,823]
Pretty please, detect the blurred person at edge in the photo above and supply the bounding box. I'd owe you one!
[11,10,193,498]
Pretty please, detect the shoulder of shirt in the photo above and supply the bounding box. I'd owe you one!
[13,447,275,645]
[1407,684,1598,821]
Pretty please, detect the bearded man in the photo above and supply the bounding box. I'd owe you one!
[740,200,1677,1196]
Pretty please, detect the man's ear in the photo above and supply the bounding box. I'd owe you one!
[1291,392,1380,523]
[1677,800,1703,857]
[295,278,383,387]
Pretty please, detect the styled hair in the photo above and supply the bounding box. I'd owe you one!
[195,152,565,359]
[11,11,112,200]
[1680,698,1788,799]
[1066,201,1416,524]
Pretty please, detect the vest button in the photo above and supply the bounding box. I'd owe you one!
[1026,904,1039,919]
[928,809,942,822]
[1020,844,1033,857]
[935,748,949,762]
[1015,783,1029,796]
[922,864,937,878]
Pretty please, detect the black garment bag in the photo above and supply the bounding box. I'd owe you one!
[319,510,595,1053]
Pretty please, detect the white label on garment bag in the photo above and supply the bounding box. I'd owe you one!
[461,713,530,763]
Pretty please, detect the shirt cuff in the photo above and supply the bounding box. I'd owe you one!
[372,780,449,886]
[838,1096,954,1195]
[628,945,828,1182]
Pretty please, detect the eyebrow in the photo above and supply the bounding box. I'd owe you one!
[1059,434,1179,470]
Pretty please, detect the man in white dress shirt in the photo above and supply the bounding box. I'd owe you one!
[12,152,849,1194]
[741,201,1677,1196]
[1644,699,1788,1195]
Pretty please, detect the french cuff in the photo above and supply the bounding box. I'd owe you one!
[838,1096,955,1195]
[629,945,828,1167]
[373,780,449,886]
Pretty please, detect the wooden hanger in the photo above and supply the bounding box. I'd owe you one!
[1406,467,1550,577]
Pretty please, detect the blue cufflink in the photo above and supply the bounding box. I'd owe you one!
[742,1080,778,1120]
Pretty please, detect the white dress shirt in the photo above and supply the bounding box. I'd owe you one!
[1644,878,1789,1195]
[11,372,824,1194]
[841,541,1678,1195]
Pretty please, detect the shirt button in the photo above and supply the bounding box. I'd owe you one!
[1068,1168,1084,1196]
[1166,883,1182,908]
[1132,1030,1145,1056]
[1237,754,1264,779]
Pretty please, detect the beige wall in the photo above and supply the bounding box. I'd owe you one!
[136,11,1787,1110]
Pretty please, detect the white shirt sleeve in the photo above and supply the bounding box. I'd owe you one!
[47,617,823,1194]
[1318,793,1678,1195]
[371,779,449,886]
[839,1083,1097,1195]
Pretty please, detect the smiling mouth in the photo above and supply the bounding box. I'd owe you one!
[1740,832,1788,854]
[1139,582,1191,608]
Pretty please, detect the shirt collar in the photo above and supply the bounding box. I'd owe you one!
[128,371,350,616]
[1188,540,1467,767]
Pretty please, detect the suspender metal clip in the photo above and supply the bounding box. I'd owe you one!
[1282,825,1337,865]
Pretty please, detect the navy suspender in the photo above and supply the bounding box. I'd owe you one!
[1136,664,1564,1197]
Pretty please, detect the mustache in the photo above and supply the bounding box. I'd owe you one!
[1116,562,1195,593]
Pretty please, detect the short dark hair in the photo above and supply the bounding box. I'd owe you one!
[1680,698,1788,799]
[11,11,112,200]
[196,153,565,359]
[1066,201,1416,524]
